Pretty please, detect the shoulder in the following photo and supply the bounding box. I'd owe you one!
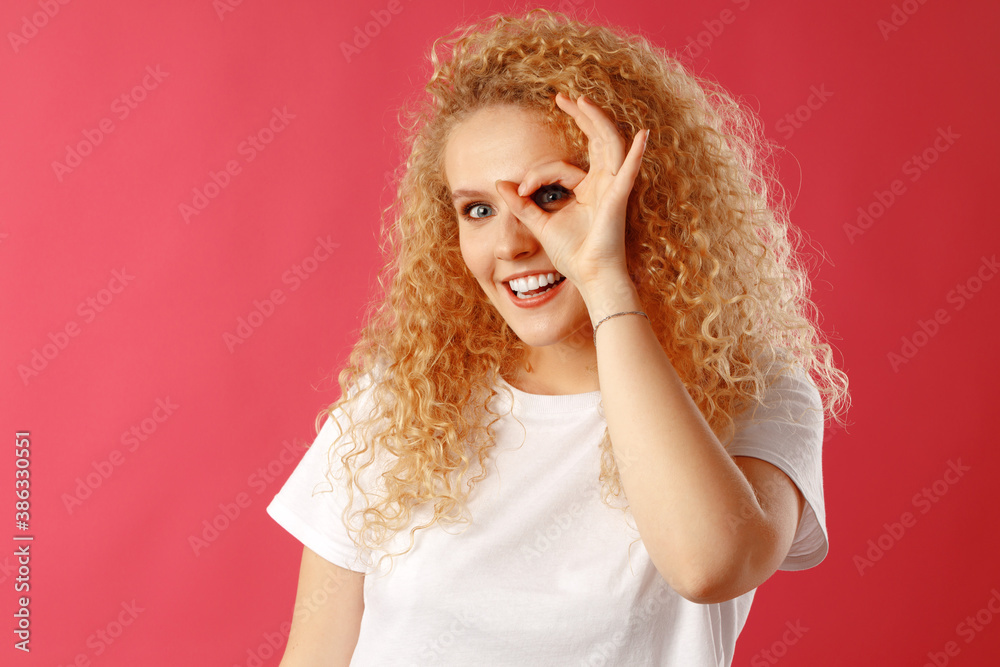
[735,356,823,429]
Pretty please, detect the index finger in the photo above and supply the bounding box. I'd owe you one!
[515,160,587,197]
[555,93,627,174]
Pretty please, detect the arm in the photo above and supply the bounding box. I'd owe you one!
[584,277,805,604]
[493,93,807,603]
[278,546,365,667]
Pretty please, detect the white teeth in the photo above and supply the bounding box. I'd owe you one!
[508,271,563,297]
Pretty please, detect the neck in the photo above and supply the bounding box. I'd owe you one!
[511,326,599,395]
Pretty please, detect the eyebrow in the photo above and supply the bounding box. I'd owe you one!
[450,189,489,201]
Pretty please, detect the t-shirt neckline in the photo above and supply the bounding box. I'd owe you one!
[494,374,603,413]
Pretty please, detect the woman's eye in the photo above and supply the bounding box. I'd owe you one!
[531,184,571,208]
[464,203,494,219]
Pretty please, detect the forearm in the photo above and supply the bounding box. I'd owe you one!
[583,272,767,602]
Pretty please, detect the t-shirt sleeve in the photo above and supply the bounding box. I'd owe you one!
[725,364,829,571]
[266,378,383,574]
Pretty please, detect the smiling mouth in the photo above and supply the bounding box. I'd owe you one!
[506,274,567,299]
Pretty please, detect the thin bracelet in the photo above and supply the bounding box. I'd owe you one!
[592,310,648,345]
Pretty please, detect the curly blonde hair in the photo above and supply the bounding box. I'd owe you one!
[317,8,850,574]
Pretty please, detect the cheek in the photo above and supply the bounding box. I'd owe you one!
[458,230,491,283]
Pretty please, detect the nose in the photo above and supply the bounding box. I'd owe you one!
[494,208,540,261]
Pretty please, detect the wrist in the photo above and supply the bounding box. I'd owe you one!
[578,271,643,326]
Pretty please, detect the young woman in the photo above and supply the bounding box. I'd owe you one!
[267,9,849,666]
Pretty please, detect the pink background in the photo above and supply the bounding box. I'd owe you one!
[3,0,999,665]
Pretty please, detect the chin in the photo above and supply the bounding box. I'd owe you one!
[484,285,591,347]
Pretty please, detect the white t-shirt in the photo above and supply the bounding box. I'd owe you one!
[266,365,827,666]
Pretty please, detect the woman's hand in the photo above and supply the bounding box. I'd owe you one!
[493,92,648,292]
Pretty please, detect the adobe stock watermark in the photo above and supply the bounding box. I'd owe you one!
[749,620,809,666]
[887,254,997,373]
[406,609,477,667]
[7,0,74,54]
[822,420,848,446]
[553,0,592,16]
[775,85,833,141]
[222,236,339,352]
[188,438,307,556]
[518,432,642,564]
[878,0,931,41]
[341,0,406,63]
[56,599,144,667]
[16,267,135,386]
[682,0,752,60]
[178,106,295,223]
[235,622,292,667]
[921,587,1000,667]
[844,126,960,243]
[289,558,357,625]
[519,478,596,563]
[51,66,169,182]
[580,576,676,666]
[0,555,19,586]
[213,0,246,21]
[853,458,970,576]
[61,398,180,514]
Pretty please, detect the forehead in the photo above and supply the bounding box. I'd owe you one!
[443,105,567,190]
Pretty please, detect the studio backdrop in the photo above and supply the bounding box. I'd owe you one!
[2,0,998,665]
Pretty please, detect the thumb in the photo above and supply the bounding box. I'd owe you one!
[495,179,547,233]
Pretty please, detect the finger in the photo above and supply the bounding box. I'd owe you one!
[608,129,648,198]
[575,95,627,173]
[555,93,598,138]
[494,179,549,234]
[557,93,627,176]
[515,160,588,198]
[555,94,609,171]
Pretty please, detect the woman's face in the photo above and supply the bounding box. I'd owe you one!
[444,104,592,349]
